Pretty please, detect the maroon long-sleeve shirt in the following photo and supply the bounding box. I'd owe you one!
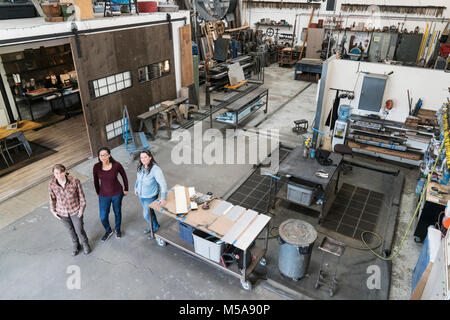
[93,161,129,197]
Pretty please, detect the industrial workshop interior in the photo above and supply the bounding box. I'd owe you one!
[0,0,449,304]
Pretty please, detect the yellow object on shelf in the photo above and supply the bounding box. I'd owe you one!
[224,80,248,90]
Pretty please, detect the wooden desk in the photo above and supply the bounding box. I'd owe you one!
[0,120,42,140]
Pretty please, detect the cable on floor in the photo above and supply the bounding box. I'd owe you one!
[360,132,447,261]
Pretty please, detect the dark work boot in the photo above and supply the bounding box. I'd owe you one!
[82,243,91,255]
[72,243,81,256]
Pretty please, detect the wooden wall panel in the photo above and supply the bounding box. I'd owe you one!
[179,24,194,87]
[70,24,176,154]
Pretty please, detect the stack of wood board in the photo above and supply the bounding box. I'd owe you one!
[417,109,437,127]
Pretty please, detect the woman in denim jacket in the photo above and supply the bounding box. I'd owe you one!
[135,150,167,237]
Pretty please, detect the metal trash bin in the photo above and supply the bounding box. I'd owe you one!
[278,219,317,281]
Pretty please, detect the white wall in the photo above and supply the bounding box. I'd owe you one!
[0,11,190,126]
[242,0,449,46]
[318,58,450,132]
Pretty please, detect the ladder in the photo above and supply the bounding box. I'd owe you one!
[123,105,151,157]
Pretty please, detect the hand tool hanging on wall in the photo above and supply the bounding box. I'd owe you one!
[407,90,412,115]
[412,98,423,116]
[385,99,393,111]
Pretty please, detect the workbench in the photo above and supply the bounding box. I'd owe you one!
[149,185,271,290]
[267,145,343,224]
[214,86,269,130]
[137,97,188,139]
[414,176,450,243]
[294,59,323,82]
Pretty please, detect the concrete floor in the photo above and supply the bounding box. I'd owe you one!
[0,65,421,299]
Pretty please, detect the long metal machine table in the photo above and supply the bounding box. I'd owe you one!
[149,185,271,290]
[214,86,269,130]
[268,145,343,224]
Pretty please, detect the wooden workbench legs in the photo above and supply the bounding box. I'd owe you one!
[158,112,172,140]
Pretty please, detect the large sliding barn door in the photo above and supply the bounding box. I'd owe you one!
[70,24,176,155]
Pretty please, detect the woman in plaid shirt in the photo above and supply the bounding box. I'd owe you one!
[49,164,91,256]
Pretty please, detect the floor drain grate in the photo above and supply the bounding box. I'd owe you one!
[226,148,290,213]
[322,183,385,242]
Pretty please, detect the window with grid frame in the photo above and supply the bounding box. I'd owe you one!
[138,59,170,83]
[89,71,132,100]
[105,119,126,141]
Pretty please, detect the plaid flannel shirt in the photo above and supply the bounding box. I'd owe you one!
[49,175,86,217]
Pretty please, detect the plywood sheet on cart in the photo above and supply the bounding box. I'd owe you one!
[221,209,259,245]
[208,215,238,237]
[234,214,271,250]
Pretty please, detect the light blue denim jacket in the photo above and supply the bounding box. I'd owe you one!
[135,164,168,200]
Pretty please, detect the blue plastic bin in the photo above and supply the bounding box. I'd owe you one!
[177,221,194,245]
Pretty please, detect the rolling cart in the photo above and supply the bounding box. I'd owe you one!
[315,236,346,297]
[148,186,271,291]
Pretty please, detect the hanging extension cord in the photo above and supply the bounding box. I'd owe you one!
[360,132,447,261]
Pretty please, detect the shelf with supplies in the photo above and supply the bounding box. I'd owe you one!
[346,114,432,166]
[255,23,292,28]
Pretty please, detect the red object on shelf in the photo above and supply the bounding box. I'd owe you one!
[440,44,450,57]
[137,0,157,12]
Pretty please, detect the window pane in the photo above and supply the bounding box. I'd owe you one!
[123,71,131,80]
[107,76,115,84]
[107,131,115,140]
[162,60,170,74]
[98,78,107,87]
[114,120,122,128]
[138,68,146,82]
[106,123,114,132]
[95,89,100,98]
[99,86,108,96]
[115,73,123,82]
[124,79,132,87]
[108,83,116,93]
[115,127,123,136]
[93,80,99,89]
[117,81,124,90]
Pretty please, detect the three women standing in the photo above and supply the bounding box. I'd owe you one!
[135,150,167,238]
[93,147,129,241]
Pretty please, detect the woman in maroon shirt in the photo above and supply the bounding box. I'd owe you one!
[93,147,128,241]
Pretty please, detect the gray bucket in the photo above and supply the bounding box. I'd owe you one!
[278,219,317,280]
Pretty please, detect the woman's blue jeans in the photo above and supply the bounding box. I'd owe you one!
[99,193,123,233]
[139,196,160,231]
